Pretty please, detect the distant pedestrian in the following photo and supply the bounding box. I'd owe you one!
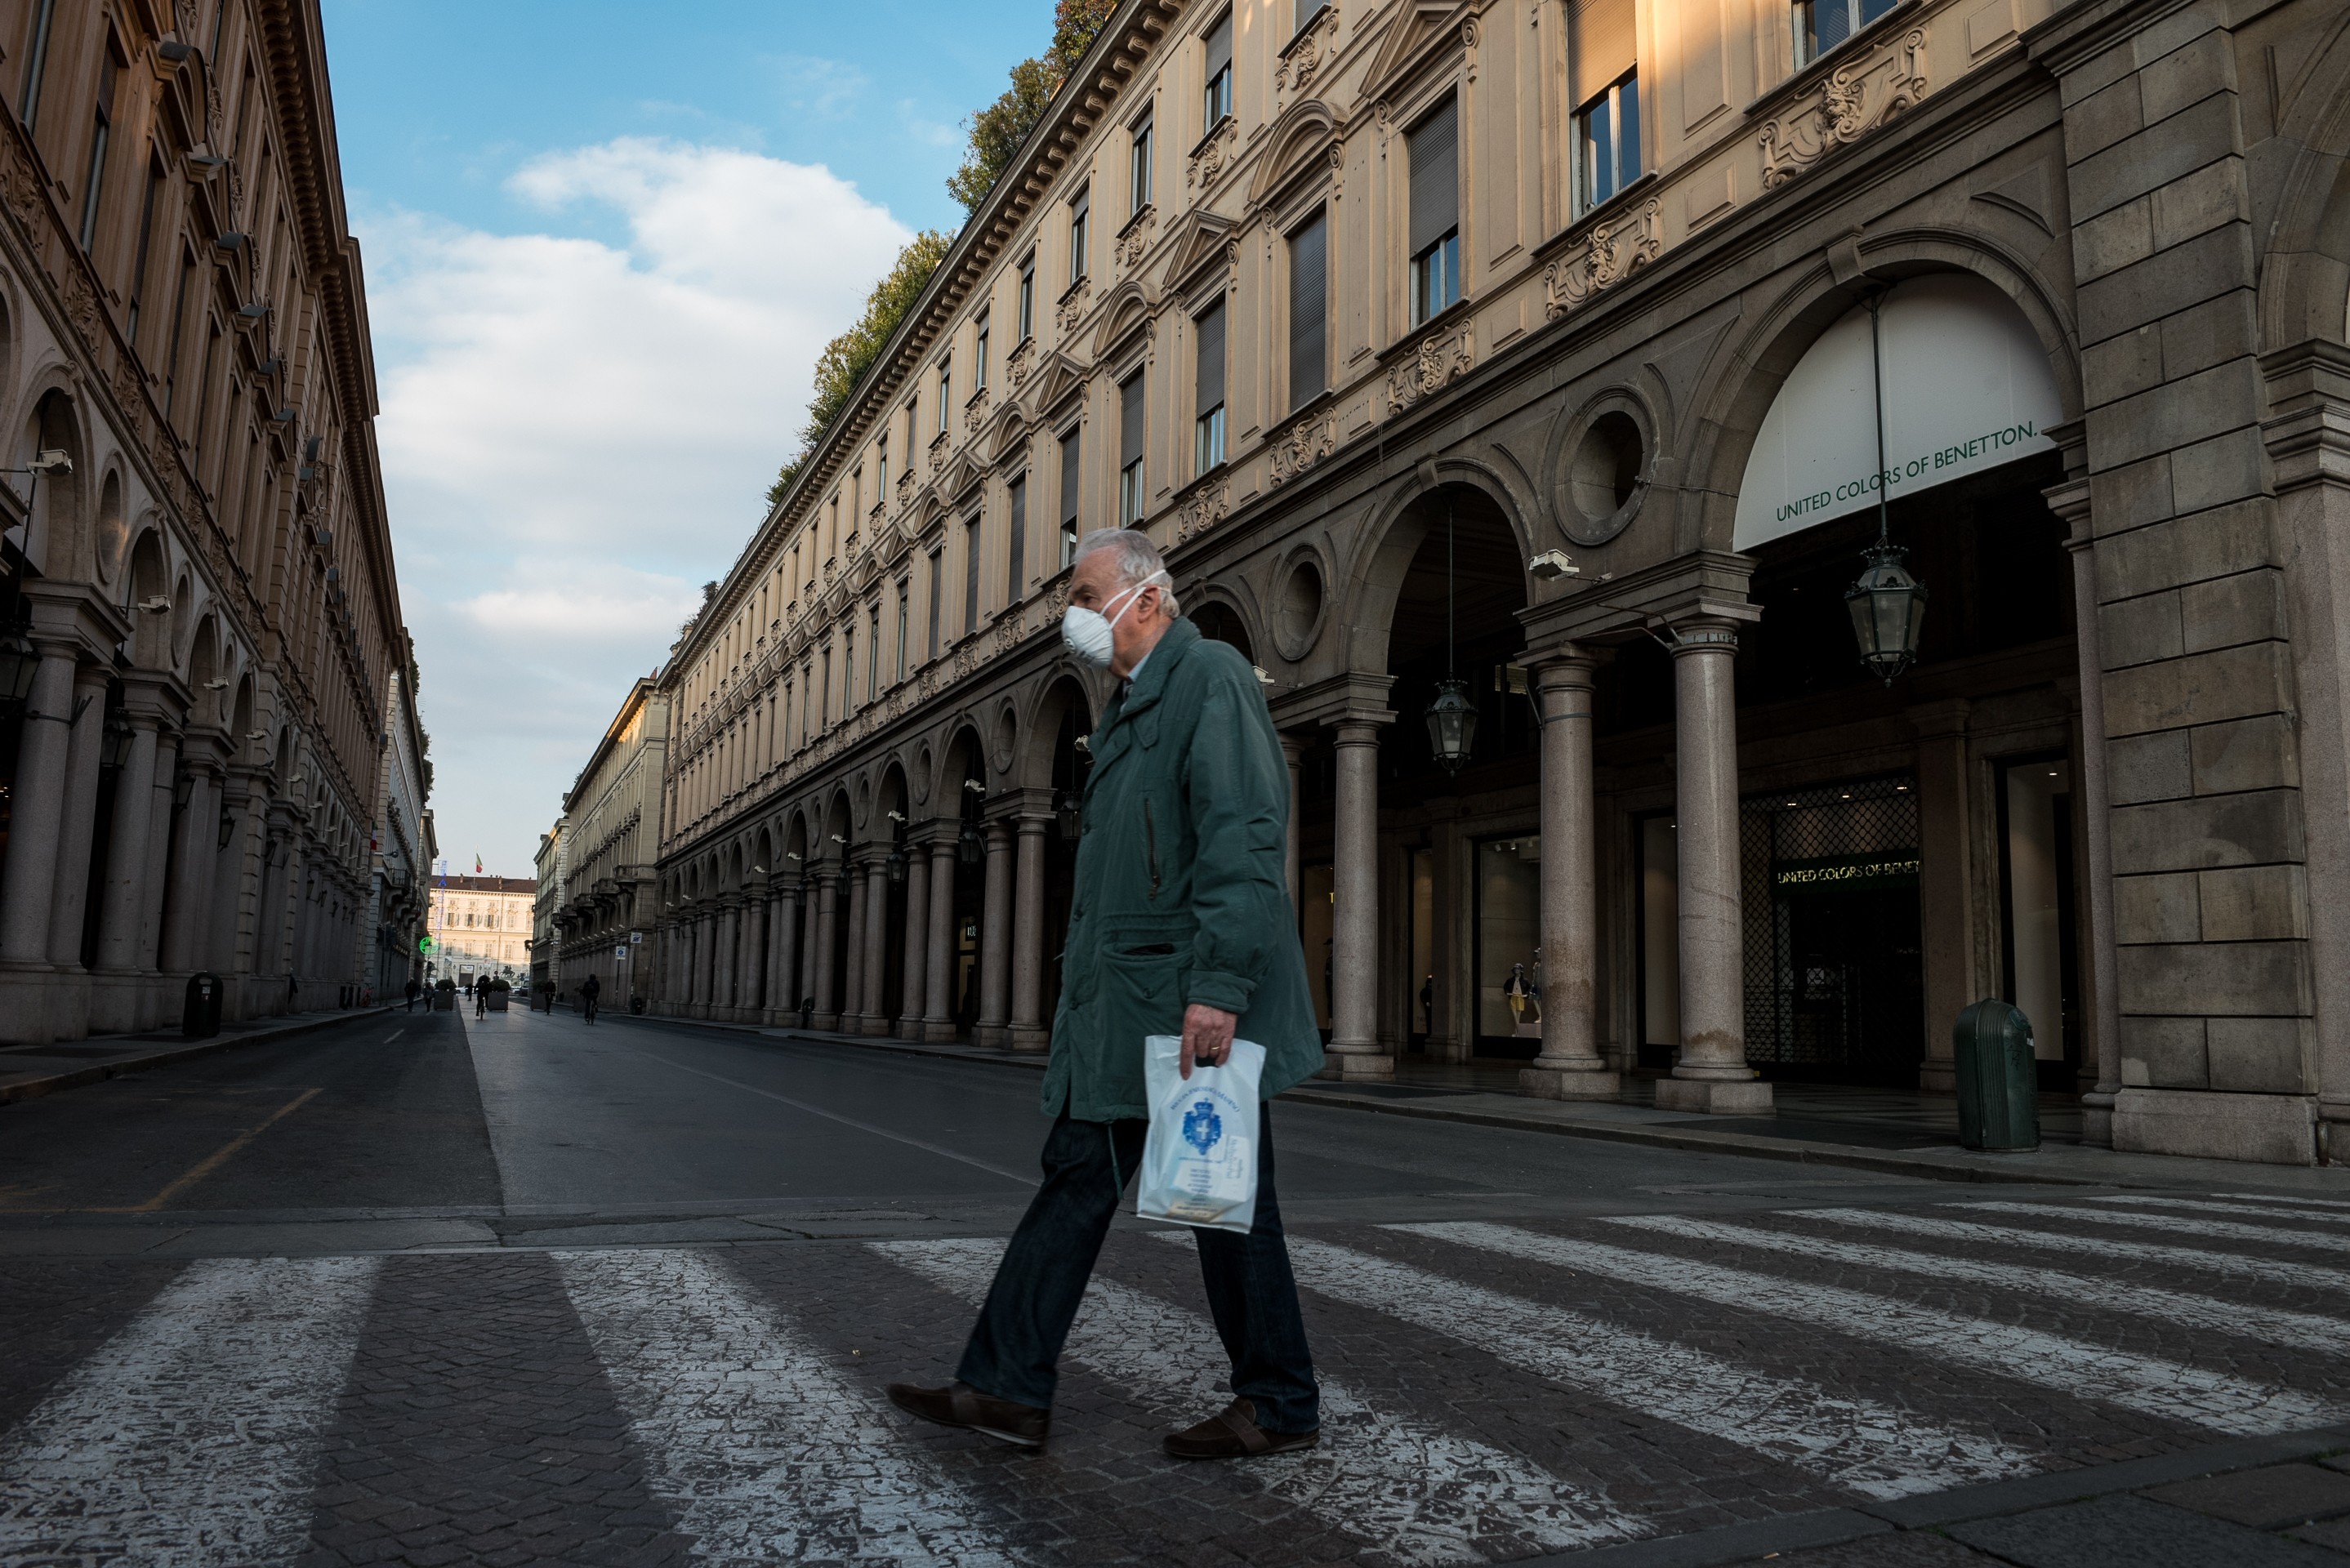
[475,981,488,1019]
[405,978,421,1013]
[889,529,1322,1459]
[580,971,601,1025]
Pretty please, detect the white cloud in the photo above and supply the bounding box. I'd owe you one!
[362,137,910,875]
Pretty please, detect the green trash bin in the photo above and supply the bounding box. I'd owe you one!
[1952,998,2039,1152]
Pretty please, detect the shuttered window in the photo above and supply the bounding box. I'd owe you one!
[1118,372,1146,525]
[927,548,943,659]
[1130,109,1153,213]
[1569,0,1636,105]
[1409,98,1462,327]
[1571,0,1640,213]
[1069,184,1090,285]
[1194,301,1227,473]
[1008,473,1027,592]
[1287,211,1327,411]
[1294,0,1328,38]
[965,516,982,631]
[1203,13,1233,129]
[1059,428,1081,567]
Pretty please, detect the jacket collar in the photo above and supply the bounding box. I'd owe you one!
[1095,617,1198,746]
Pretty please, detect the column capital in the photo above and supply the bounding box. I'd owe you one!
[1323,708,1396,741]
[2260,338,2350,496]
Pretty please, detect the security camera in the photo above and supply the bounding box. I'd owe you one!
[1253,666,1276,687]
[203,677,229,690]
[138,595,172,612]
[1529,550,1579,581]
[963,779,986,794]
[26,449,70,474]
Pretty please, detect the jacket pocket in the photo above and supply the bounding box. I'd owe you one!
[1143,797,1162,901]
[1099,947,1186,1084]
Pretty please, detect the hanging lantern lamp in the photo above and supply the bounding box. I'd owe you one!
[100,709,135,770]
[1845,543,1929,685]
[0,626,34,705]
[1425,678,1478,774]
[885,845,909,886]
[958,822,985,866]
[1055,790,1084,840]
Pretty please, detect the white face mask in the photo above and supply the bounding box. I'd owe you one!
[1061,579,1153,670]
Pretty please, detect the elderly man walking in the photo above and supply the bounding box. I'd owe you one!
[889,529,1325,1459]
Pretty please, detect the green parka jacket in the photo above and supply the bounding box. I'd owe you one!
[1042,617,1322,1121]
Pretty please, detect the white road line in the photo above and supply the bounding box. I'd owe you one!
[881,1237,1639,1562]
[1959,1200,2350,1255]
[2221,1192,2350,1211]
[1406,1222,2344,1437]
[2086,1194,2350,1227]
[1797,1207,2350,1292]
[383,1029,404,1042]
[1262,1235,2040,1501]
[556,1248,1020,1568]
[0,1255,379,1567]
[1606,1214,2350,1356]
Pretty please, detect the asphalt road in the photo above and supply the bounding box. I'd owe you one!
[2,1006,2348,1567]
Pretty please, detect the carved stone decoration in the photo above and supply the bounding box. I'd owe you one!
[1541,197,1663,318]
[1056,276,1092,336]
[1187,120,1238,189]
[1268,411,1339,487]
[1759,28,1929,189]
[1006,337,1036,390]
[1176,479,1230,542]
[1116,208,1156,271]
[928,430,950,476]
[113,355,146,436]
[1277,3,1340,94]
[1385,323,1474,413]
[2,132,47,231]
[897,470,914,508]
[964,386,991,434]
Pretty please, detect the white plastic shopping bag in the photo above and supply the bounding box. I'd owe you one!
[1137,1033,1265,1233]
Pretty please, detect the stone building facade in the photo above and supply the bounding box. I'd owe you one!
[0,0,415,1038]
[644,0,2350,1165]
[366,657,430,997]
[544,676,667,1007]
[427,874,532,983]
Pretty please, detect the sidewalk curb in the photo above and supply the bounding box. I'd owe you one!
[0,1004,402,1107]
[611,1010,2125,1187]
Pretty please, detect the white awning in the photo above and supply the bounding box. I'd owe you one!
[1733,273,2063,551]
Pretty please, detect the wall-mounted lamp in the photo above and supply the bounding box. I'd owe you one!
[963,778,986,794]
[137,595,172,612]
[1528,550,1578,581]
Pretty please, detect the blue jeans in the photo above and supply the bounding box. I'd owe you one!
[956,1102,1320,1433]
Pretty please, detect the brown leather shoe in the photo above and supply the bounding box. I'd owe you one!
[885,1380,1050,1450]
[1162,1397,1319,1460]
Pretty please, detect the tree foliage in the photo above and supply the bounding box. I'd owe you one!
[946,0,1117,216]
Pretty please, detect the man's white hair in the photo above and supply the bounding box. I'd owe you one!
[1072,528,1181,615]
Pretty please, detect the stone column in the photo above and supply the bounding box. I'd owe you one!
[136,736,181,978]
[976,820,1014,1046]
[810,871,841,1028]
[160,766,221,976]
[861,858,890,1034]
[1010,815,1050,1052]
[1325,715,1393,1080]
[1657,623,1770,1114]
[899,847,930,1037]
[88,712,159,1032]
[841,866,867,1031]
[693,909,717,1013]
[43,664,111,973]
[0,644,80,970]
[769,885,800,1025]
[1282,733,1304,911]
[1911,700,1978,1095]
[747,894,771,1014]
[923,840,958,1040]
[1522,654,1616,1099]
[207,773,262,984]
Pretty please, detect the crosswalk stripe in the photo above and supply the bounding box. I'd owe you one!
[555,1249,1020,1567]
[881,1237,1638,1563]
[1960,1200,2350,1255]
[0,1256,378,1567]
[2086,1194,2350,1227]
[1604,1214,2350,1356]
[1404,1222,2345,1437]
[1796,1206,2350,1292]
[1268,1234,2041,1500]
[2220,1192,2350,1212]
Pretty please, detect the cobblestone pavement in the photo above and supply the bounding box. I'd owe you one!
[1,1187,2348,1566]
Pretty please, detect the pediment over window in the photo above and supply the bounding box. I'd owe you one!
[942,451,986,501]
[1247,100,1345,206]
[1027,350,1090,420]
[1362,0,1472,100]
[1091,279,1157,363]
[1162,210,1237,295]
[986,404,1030,465]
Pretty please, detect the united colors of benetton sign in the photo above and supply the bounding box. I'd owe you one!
[1732,273,2063,551]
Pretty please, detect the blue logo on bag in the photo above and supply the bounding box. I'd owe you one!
[1181,1099,1223,1154]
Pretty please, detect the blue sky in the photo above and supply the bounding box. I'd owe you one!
[318,2,1044,876]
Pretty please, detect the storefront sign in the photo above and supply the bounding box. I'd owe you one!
[1733,274,2063,550]
[1773,852,1921,894]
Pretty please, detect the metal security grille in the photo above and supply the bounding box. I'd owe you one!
[1741,774,1924,1083]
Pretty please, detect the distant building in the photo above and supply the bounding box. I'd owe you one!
[428,875,534,982]
[546,678,669,1006]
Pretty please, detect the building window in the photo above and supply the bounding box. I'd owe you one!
[877,433,889,496]
[1570,0,1640,212]
[895,581,910,682]
[163,248,194,416]
[1017,252,1036,341]
[1407,97,1460,327]
[820,648,832,728]
[1118,372,1146,526]
[80,53,118,252]
[1059,428,1081,567]
[974,310,990,393]
[928,547,943,659]
[964,514,983,632]
[1294,0,1328,38]
[17,0,56,133]
[128,151,163,342]
[842,626,855,710]
[1007,473,1028,593]
[1202,11,1233,131]
[1069,184,1090,286]
[1194,299,1227,474]
[935,357,952,434]
[1575,73,1642,212]
[1288,211,1328,410]
[1795,0,1898,65]
[1130,109,1154,214]
[867,604,881,700]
